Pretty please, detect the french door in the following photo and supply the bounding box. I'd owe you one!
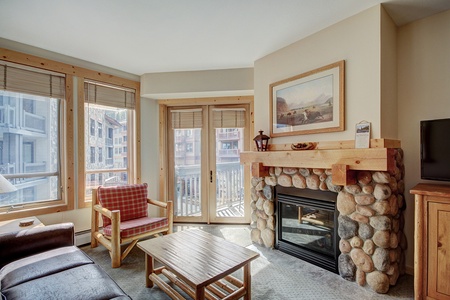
[167,104,250,224]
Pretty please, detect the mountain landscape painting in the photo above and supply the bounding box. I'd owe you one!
[270,60,344,137]
[275,74,333,128]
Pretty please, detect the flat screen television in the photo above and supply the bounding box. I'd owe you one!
[420,118,450,181]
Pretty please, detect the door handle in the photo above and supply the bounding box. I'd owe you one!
[210,170,213,183]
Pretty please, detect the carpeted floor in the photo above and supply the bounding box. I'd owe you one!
[80,224,414,300]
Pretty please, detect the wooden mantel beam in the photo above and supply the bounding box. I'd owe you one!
[240,148,396,174]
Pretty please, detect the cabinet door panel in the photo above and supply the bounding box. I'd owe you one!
[428,202,450,299]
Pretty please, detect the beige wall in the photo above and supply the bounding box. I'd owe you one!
[380,6,398,139]
[254,5,385,143]
[398,9,450,273]
[141,68,254,99]
[253,4,449,273]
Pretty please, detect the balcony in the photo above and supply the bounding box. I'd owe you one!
[0,105,46,134]
[217,131,240,141]
[174,162,244,217]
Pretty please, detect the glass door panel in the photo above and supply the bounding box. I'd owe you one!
[214,128,245,218]
[173,128,202,217]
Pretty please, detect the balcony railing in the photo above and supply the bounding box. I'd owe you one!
[174,162,244,217]
[217,149,240,157]
[24,162,47,173]
[0,105,46,134]
[217,131,240,140]
[24,112,46,133]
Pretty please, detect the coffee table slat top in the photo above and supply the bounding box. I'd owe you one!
[137,229,259,288]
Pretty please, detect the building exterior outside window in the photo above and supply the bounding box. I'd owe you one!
[84,104,131,197]
[0,90,61,207]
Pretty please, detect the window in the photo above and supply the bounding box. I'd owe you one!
[23,142,35,163]
[90,119,95,136]
[98,122,103,138]
[90,147,95,163]
[123,146,127,153]
[0,60,69,215]
[108,127,113,139]
[83,80,137,201]
[98,147,103,162]
[0,48,139,219]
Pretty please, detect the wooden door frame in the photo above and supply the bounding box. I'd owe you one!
[159,96,253,224]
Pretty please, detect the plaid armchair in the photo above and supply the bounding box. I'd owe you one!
[91,183,173,268]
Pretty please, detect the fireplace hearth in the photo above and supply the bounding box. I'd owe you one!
[245,145,407,294]
[275,186,339,273]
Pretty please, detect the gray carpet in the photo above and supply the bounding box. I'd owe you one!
[80,224,414,299]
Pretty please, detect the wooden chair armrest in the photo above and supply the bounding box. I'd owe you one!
[147,198,168,208]
[93,204,118,220]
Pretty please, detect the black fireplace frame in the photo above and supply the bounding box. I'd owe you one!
[275,186,340,273]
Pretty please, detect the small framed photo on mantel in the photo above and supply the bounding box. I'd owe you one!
[355,121,371,148]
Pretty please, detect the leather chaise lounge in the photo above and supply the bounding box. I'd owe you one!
[0,222,130,300]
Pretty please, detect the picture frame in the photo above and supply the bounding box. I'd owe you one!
[270,60,345,137]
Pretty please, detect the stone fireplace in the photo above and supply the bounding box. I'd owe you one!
[243,144,406,294]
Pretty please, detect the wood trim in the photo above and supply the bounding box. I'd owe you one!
[159,104,168,217]
[240,148,396,172]
[268,139,401,151]
[135,83,142,184]
[77,78,87,208]
[158,95,253,106]
[0,48,139,90]
[65,75,75,210]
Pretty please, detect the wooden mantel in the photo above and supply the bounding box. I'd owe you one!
[240,139,400,185]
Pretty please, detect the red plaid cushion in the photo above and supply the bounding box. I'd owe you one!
[97,183,148,228]
[103,217,168,238]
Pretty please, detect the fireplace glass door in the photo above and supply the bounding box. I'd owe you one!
[279,201,335,257]
[276,187,339,273]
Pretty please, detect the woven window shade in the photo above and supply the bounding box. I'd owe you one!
[84,80,135,109]
[0,61,65,98]
[171,109,203,129]
[212,108,246,128]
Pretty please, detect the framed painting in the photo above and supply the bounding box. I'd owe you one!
[270,60,345,137]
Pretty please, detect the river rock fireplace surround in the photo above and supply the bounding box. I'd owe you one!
[240,139,407,294]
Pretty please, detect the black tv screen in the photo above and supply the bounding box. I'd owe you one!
[420,118,450,181]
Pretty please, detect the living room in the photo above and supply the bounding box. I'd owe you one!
[1,1,450,299]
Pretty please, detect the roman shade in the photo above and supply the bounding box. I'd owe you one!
[84,80,135,109]
[0,60,65,99]
[212,108,246,128]
[171,108,203,129]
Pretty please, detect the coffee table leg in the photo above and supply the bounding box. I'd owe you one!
[244,263,251,300]
[145,253,154,288]
[195,286,205,300]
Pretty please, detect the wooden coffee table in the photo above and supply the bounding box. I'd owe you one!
[137,229,259,300]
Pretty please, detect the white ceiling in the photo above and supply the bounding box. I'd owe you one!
[1,0,449,76]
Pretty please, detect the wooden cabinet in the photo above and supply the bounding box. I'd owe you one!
[411,184,450,300]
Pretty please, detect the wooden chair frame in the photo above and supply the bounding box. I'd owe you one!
[91,188,173,268]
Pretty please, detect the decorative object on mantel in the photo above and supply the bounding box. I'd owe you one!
[269,60,345,137]
[291,142,317,150]
[355,120,371,148]
[253,130,270,151]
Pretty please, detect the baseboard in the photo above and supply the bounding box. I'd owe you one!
[75,230,91,246]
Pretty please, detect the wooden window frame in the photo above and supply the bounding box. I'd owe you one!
[0,47,141,217]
